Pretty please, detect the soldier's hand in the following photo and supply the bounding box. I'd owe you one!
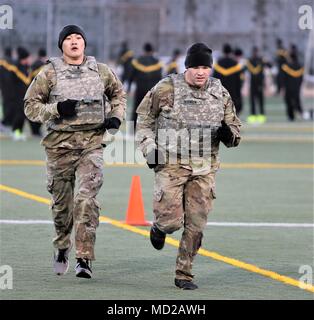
[146,148,165,169]
[217,120,234,144]
[103,117,121,134]
[57,99,78,118]
[104,117,121,130]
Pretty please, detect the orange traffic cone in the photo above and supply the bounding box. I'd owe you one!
[124,176,151,226]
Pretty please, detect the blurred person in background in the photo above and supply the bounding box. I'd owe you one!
[166,48,181,75]
[117,41,134,87]
[246,46,267,124]
[31,48,48,80]
[213,43,243,115]
[233,47,245,115]
[24,25,126,279]
[11,47,31,141]
[128,42,162,131]
[28,48,48,137]
[281,47,304,121]
[31,48,47,78]
[274,38,288,95]
[0,47,15,132]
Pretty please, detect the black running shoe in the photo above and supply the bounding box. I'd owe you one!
[75,258,92,279]
[175,278,198,290]
[150,225,166,250]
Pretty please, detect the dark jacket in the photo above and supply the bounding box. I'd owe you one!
[213,56,242,111]
[129,55,162,94]
[282,61,304,94]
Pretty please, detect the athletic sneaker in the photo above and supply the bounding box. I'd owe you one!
[53,244,72,275]
[75,258,92,279]
[150,225,166,250]
[256,114,267,124]
[12,129,26,141]
[175,278,198,290]
[246,115,257,124]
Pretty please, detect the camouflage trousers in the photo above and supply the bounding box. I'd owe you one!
[46,147,104,260]
[153,165,216,281]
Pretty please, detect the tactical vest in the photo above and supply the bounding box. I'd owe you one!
[47,56,106,132]
[156,74,224,159]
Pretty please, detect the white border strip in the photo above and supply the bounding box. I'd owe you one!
[0,219,313,228]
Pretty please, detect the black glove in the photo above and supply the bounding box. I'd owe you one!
[146,149,165,169]
[217,120,234,145]
[57,99,78,118]
[104,117,121,131]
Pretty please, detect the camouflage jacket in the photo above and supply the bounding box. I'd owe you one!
[24,56,126,149]
[136,74,241,175]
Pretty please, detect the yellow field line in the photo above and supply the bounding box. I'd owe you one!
[1,183,313,294]
[100,216,314,293]
[0,184,51,205]
[0,160,47,166]
[0,160,313,169]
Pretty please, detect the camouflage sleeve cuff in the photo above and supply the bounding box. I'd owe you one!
[231,131,241,147]
[229,125,241,147]
[109,111,124,123]
[98,63,127,122]
[135,129,156,157]
[38,102,60,122]
[144,140,157,157]
[50,103,60,118]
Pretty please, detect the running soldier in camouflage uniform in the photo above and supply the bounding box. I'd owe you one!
[24,25,126,278]
[136,43,241,290]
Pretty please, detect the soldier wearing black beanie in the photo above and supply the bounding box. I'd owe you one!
[184,43,213,68]
[136,42,241,291]
[58,25,87,51]
[24,23,126,280]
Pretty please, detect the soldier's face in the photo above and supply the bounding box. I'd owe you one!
[185,66,211,88]
[62,34,85,60]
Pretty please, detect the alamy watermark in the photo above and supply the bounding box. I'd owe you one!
[103,122,219,165]
[298,265,313,290]
[0,265,13,289]
[298,5,313,30]
[0,4,13,29]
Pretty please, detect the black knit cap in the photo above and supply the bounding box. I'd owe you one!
[223,43,232,55]
[184,43,213,68]
[143,42,154,53]
[17,47,30,60]
[58,25,87,51]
